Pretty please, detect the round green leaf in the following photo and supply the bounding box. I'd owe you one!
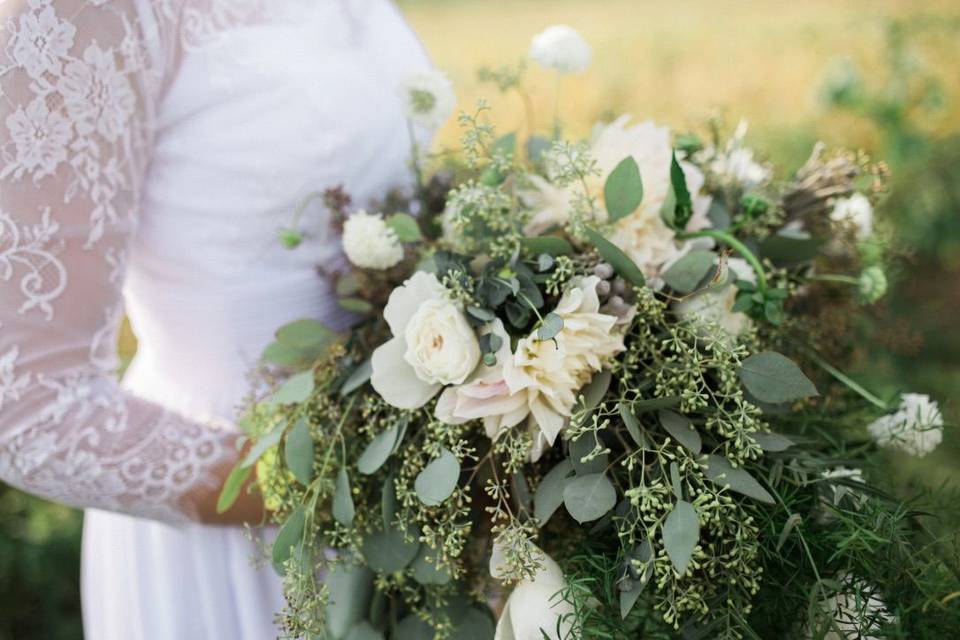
[395,615,435,640]
[284,418,314,485]
[534,459,575,526]
[333,468,356,526]
[272,370,315,404]
[569,434,607,476]
[387,212,423,242]
[584,227,646,287]
[701,455,775,504]
[536,312,564,341]
[362,528,420,574]
[340,358,373,396]
[739,351,818,404]
[414,448,460,507]
[604,156,644,222]
[658,409,701,455]
[662,500,699,574]
[325,563,374,640]
[272,507,306,575]
[411,546,452,586]
[450,608,495,640]
[662,250,716,294]
[357,424,399,475]
[217,462,253,514]
[345,621,384,640]
[563,473,617,523]
[276,318,335,349]
[522,235,574,256]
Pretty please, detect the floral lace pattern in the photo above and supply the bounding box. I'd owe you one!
[0,0,262,521]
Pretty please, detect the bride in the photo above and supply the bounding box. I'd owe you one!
[0,0,436,637]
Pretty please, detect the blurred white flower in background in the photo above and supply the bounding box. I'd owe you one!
[529,24,591,74]
[398,69,456,130]
[703,120,772,188]
[830,192,874,241]
[867,393,943,457]
[342,210,404,270]
[813,574,893,640]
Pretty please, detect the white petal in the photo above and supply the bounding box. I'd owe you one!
[370,337,440,409]
[383,271,445,336]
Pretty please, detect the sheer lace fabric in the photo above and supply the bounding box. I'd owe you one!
[1,0,423,523]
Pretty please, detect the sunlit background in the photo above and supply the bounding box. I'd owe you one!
[2,1,958,637]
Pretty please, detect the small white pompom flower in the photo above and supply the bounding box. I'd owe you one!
[867,393,944,457]
[830,192,874,241]
[529,25,591,74]
[342,210,404,270]
[398,69,456,130]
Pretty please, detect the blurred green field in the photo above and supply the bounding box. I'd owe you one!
[3,2,959,638]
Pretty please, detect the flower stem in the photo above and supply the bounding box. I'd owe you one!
[808,273,860,286]
[406,118,425,200]
[678,229,768,294]
[805,349,889,410]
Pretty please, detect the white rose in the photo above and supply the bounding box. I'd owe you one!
[342,210,404,270]
[529,25,591,75]
[371,271,480,409]
[491,543,576,640]
[398,69,456,131]
[830,192,873,241]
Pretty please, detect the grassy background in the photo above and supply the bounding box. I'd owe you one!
[2,1,958,638]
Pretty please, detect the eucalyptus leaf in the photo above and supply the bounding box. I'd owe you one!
[411,547,452,585]
[534,459,575,526]
[272,370,315,404]
[752,431,795,452]
[702,455,775,504]
[450,608,495,640]
[272,507,306,575]
[669,151,693,230]
[339,298,374,314]
[662,500,699,574]
[759,229,824,266]
[577,369,612,412]
[527,135,552,164]
[569,434,608,476]
[362,528,420,573]
[414,448,460,506]
[467,306,496,322]
[739,351,818,404]
[522,235,574,256]
[662,250,716,294]
[620,540,654,619]
[381,474,397,530]
[357,424,399,475]
[340,358,373,396]
[563,473,617,523]
[261,340,308,368]
[618,403,646,449]
[325,563,374,640]
[493,131,517,159]
[333,468,356,526]
[395,615,435,640]
[669,461,684,500]
[216,462,253,514]
[604,156,644,222]
[276,318,336,349]
[584,227,646,287]
[345,622,384,640]
[387,212,423,242]
[241,427,283,468]
[284,418,314,485]
[537,312,564,341]
[659,410,702,454]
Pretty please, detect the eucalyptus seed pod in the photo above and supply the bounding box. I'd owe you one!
[593,262,615,280]
[611,277,629,296]
[595,279,611,298]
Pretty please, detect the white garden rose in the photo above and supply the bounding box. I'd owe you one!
[491,542,576,640]
[529,24,591,75]
[674,257,755,342]
[830,192,874,241]
[342,210,404,270]
[522,117,712,282]
[398,69,456,131]
[866,393,943,457]
[437,277,627,461]
[371,271,480,409]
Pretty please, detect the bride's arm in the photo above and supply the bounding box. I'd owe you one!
[0,0,260,524]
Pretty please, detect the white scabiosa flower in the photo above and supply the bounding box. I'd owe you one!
[867,393,943,457]
[342,210,404,270]
[830,192,874,241]
[371,271,481,409]
[529,24,591,74]
[490,542,575,640]
[813,574,893,640]
[398,69,456,131]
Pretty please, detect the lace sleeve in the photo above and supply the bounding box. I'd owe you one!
[0,0,237,522]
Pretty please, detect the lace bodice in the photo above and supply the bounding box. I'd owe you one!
[0,0,432,521]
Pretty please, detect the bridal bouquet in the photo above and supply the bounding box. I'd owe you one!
[222,26,957,640]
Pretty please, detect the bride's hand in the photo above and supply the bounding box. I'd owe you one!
[189,443,266,526]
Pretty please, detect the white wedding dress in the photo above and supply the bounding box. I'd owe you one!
[0,1,434,637]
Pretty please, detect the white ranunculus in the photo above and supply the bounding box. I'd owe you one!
[830,192,873,241]
[673,257,755,343]
[522,117,712,282]
[342,210,404,270]
[398,69,456,131]
[371,271,480,409]
[529,25,591,74]
[866,393,943,457]
[491,543,576,640]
